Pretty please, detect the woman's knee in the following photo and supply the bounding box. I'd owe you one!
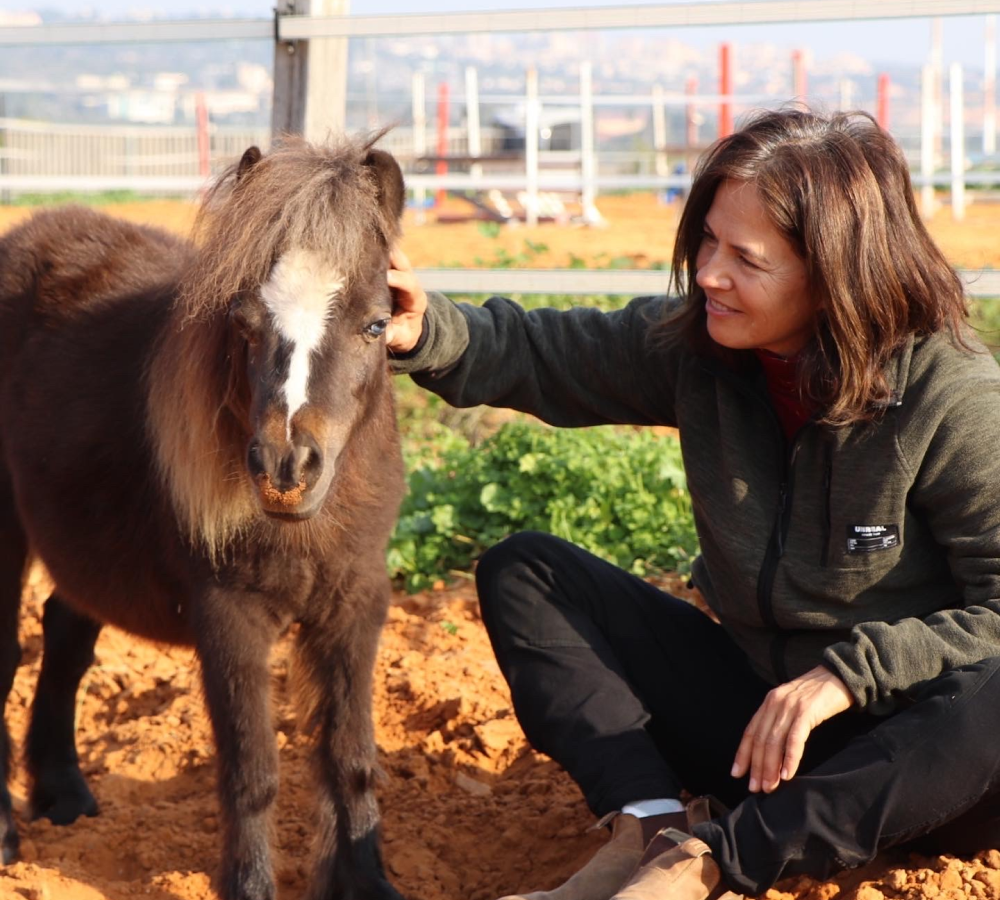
[475,531,583,645]
[476,531,566,597]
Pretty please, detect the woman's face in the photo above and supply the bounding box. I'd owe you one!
[695,179,816,358]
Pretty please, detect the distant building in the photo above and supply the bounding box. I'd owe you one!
[492,107,582,152]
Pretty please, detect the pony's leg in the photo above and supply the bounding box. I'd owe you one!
[25,595,102,825]
[194,595,281,900]
[0,494,27,864]
[296,586,404,900]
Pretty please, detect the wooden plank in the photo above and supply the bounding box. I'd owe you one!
[271,0,349,142]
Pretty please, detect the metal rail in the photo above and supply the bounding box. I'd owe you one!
[4,170,1000,194]
[279,1,1000,39]
[418,267,1000,299]
[0,18,271,46]
[2,0,998,46]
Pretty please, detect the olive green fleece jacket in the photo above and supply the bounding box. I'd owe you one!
[391,291,1000,715]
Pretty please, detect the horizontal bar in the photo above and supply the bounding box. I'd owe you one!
[0,175,207,191]
[408,172,1000,190]
[419,268,670,295]
[418,267,1000,298]
[0,18,271,46]
[3,0,995,45]
[5,171,1000,195]
[405,173,692,190]
[279,0,1000,40]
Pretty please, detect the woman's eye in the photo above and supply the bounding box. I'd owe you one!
[363,317,391,340]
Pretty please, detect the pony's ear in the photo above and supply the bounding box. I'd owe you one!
[363,148,406,228]
[236,146,263,182]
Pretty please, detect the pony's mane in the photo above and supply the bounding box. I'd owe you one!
[147,317,257,561]
[178,132,401,321]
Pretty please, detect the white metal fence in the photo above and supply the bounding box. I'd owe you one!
[419,267,1000,300]
[0,120,516,195]
[0,118,268,187]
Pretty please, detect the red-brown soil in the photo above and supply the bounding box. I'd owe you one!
[2,192,1000,270]
[5,569,1000,900]
[2,196,1000,900]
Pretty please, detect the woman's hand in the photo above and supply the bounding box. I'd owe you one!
[732,665,855,793]
[386,248,427,354]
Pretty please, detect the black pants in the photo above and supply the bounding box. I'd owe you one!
[476,532,1000,894]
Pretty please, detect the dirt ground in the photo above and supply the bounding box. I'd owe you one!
[2,195,1000,900]
[2,191,1000,271]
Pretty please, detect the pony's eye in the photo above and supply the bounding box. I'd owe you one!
[230,302,262,346]
[363,317,391,340]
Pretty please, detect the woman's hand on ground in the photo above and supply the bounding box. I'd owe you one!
[386,248,427,354]
[731,665,855,794]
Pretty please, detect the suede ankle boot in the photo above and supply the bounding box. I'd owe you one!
[610,823,744,900]
[497,811,646,900]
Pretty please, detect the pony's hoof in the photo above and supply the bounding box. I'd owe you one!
[1,828,19,866]
[29,770,99,825]
[305,876,405,900]
[363,877,407,900]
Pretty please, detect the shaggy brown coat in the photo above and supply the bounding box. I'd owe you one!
[0,135,408,900]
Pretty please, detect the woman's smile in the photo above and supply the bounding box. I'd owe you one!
[705,295,742,316]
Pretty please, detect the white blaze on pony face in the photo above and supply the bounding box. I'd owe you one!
[260,248,345,432]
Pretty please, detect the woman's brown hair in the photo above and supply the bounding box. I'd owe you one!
[664,107,969,425]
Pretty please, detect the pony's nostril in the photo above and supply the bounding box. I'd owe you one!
[247,441,265,476]
[291,434,323,482]
[288,443,322,484]
[303,447,323,475]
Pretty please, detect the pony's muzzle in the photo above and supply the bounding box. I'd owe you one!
[247,433,324,517]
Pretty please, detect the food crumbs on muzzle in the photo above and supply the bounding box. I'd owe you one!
[256,474,307,507]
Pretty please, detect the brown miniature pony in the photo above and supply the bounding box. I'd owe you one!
[0,135,408,900]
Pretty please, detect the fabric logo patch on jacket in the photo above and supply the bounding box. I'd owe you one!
[846,524,900,554]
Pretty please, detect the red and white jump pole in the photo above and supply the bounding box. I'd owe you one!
[792,49,807,102]
[876,73,891,131]
[525,66,540,227]
[465,66,482,182]
[195,92,210,180]
[411,71,427,222]
[719,43,733,138]
[985,15,996,156]
[685,75,699,154]
[950,63,966,222]
[435,81,449,208]
[921,64,936,219]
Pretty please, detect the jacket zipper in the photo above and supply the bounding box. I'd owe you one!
[699,360,814,684]
[756,424,806,684]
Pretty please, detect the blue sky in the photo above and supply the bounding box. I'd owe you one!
[3,0,992,68]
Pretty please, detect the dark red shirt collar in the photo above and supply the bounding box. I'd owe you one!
[754,350,818,440]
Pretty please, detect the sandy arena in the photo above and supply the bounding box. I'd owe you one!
[1,194,999,900]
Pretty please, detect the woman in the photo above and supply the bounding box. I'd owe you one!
[385,108,1000,900]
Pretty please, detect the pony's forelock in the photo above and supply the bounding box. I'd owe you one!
[179,133,400,322]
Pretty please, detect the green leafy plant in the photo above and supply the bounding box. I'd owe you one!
[970,297,1000,361]
[476,220,502,240]
[9,189,156,207]
[388,422,698,592]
